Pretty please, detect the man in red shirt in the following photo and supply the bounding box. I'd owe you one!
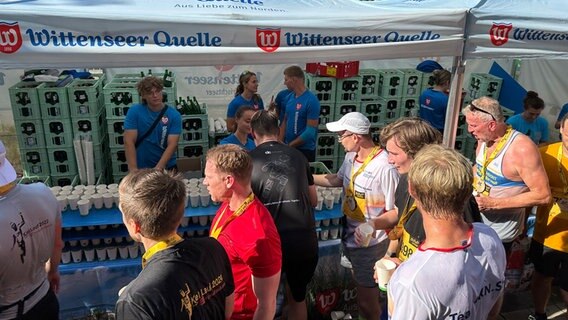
[205,144,282,320]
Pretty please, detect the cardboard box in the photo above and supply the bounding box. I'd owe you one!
[177,157,202,179]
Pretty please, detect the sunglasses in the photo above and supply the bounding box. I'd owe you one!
[470,102,496,121]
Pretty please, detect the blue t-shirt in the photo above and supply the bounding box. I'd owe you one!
[219,134,256,151]
[227,94,264,118]
[124,103,182,169]
[506,114,549,144]
[283,90,320,151]
[557,103,568,122]
[274,89,293,122]
[419,88,449,131]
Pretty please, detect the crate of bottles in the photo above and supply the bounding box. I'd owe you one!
[378,97,401,122]
[37,82,71,119]
[209,132,230,148]
[502,106,515,122]
[377,70,405,99]
[20,148,50,176]
[399,97,420,118]
[336,76,362,103]
[468,73,503,100]
[180,115,209,144]
[18,175,50,186]
[50,174,78,188]
[47,147,77,175]
[399,69,424,98]
[314,156,340,174]
[107,119,126,148]
[103,82,140,109]
[421,72,435,92]
[67,77,104,117]
[370,124,382,145]
[9,81,43,120]
[15,119,45,149]
[110,147,129,176]
[316,132,339,159]
[178,142,209,159]
[43,118,74,148]
[454,137,468,154]
[318,103,335,130]
[334,103,360,121]
[71,108,108,146]
[305,74,336,103]
[361,100,387,126]
[359,69,380,100]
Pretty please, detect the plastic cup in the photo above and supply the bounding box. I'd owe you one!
[61,185,73,192]
[118,246,129,259]
[103,237,113,245]
[375,258,397,291]
[103,193,114,209]
[96,247,107,261]
[74,185,86,191]
[315,196,324,211]
[332,188,342,204]
[84,185,96,192]
[80,194,91,201]
[67,195,80,210]
[357,223,374,247]
[84,247,96,262]
[80,239,90,247]
[114,237,124,244]
[68,240,78,247]
[128,244,139,258]
[324,195,335,210]
[61,249,71,264]
[199,191,210,207]
[96,184,107,191]
[322,219,330,227]
[181,217,190,227]
[113,193,120,207]
[91,193,103,209]
[71,248,83,263]
[198,215,208,226]
[58,190,71,197]
[191,216,199,224]
[189,192,200,208]
[83,189,96,196]
[330,227,339,239]
[51,189,59,197]
[78,199,90,216]
[320,229,329,241]
[107,247,118,260]
[50,186,62,193]
[91,238,101,246]
[56,196,68,212]
[322,190,332,198]
[71,189,83,196]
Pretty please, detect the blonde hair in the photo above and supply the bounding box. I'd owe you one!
[408,144,473,219]
[119,169,186,239]
[462,96,505,122]
[206,144,252,183]
[379,117,442,159]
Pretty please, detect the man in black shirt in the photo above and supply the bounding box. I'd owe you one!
[116,169,235,320]
[249,110,318,320]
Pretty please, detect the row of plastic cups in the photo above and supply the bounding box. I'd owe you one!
[316,194,337,211]
[56,192,119,215]
[62,243,143,263]
[186,190,211,208]
[67,236,129,248]
[51,183,119,195]
[318,227,341,241]
[180,215,214,227]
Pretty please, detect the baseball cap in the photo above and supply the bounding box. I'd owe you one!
[0,141,17,187]
[326,112,370,134]
[416,60,443,73]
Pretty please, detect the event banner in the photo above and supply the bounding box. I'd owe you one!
[0,0,473,68]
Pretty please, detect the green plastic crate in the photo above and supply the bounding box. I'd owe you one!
[377,70,405,98]
[318,103,335,130]
[103,82,140,107]
[178,142,208,159]
[361,100,387,125]
[316,132,339,159]
[421,72,435,92]
[305,74,337,103]
[180,114,209,144]
[15,119,46,149]
[71,108,108,146]
[37,82,71,119]
[46,147,77,175]
[334,103,360,121]
[67,78,104,117]
[20,148,50,176]
[309,161,332,175]
[359,69,379,100]
[107,119,125,148]
[43,118,74,148]
[468,73,503,100]
[399,69,423,98]
[399,97,420,118]
[18,175,50,186]
[336,76,362,103]
[378,97,401,121]
[50,174,78,188]
[9,81,43,120]
[313,156,340,174]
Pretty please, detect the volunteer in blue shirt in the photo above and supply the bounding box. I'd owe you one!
[124,76,182,171]
[279,66,320,162]
[418,69,451,135]
[226,70,264,133]
[220,106,256,151]
[506,91,549,145]
[554,102,568,129]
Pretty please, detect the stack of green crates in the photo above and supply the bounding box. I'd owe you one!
[10,81,51,181]
[67,76,109,185]
[177,103,209,171]
[105,73,177,183]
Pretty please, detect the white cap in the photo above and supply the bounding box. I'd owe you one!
[326,112,370,134]
[0,141,17,187]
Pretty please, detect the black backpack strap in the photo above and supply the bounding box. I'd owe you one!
[135,106,168,148]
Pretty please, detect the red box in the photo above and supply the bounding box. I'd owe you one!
[305,61,360,79]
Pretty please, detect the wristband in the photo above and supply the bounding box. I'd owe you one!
[385,251,397,258]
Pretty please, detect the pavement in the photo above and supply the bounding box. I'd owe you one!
[499,287,566,319]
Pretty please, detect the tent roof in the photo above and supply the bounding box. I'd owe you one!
[0,0,475,68]
[465,0,568,59]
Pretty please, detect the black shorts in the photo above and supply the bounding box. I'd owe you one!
[280,231,319,302]
[297,149,316,163]
[529,239,568,291]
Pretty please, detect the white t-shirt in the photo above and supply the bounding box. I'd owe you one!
[0,183,60,319]
[337,149,399,247]
[388,223,506,320]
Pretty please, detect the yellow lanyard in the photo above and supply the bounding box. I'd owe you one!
[388,195,416,240]
[556,144,568,195]
[141,234,183,268]
[477,126,513,190]
[210,193,255,239]
[348,146,382,193]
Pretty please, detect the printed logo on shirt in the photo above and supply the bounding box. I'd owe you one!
[180,274,227,316]
[315,288,339,315]
[161,116,169,125]
[425,98,431,105]
[296,103,302,110]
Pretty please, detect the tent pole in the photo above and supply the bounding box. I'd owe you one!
[443,56,465,148]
